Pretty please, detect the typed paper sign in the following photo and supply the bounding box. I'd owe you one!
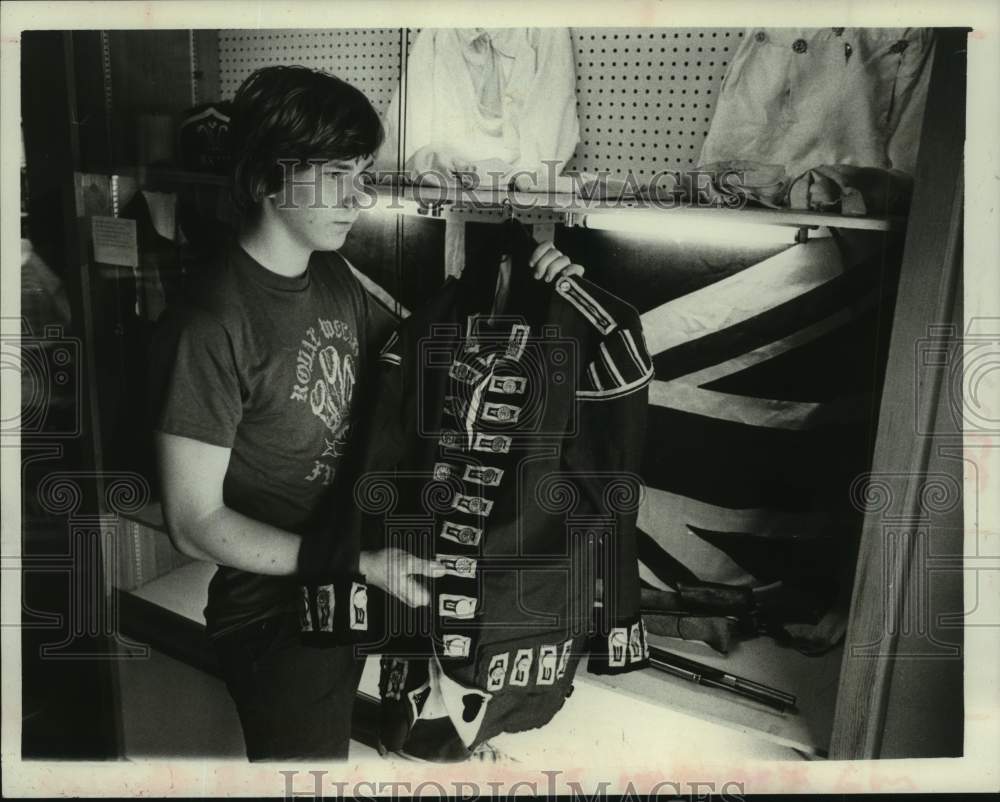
[91,215,138,267]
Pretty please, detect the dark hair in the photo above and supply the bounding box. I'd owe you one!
[229,65,383,215]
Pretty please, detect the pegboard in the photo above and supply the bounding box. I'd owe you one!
[218,29,403,116]
[216,28,745,176]
[569,29,743,175]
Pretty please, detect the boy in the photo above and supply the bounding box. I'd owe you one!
[149,65,581,760]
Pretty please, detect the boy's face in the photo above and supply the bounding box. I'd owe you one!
[266,155,374,252]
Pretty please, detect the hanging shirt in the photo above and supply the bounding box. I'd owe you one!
[376,28,580,183]
[698,28,935,180]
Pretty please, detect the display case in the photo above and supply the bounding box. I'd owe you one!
[30,26,966,761]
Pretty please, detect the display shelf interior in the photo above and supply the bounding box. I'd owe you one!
[126,555,803,762]
[127,558,214,625]
[586,632,842,757]
[119,500,168,534]
[118,512,838,757]
[98,168,905,232]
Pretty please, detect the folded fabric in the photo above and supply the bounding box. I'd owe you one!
[662,160,914,218]
[642,613,741,654]
[786,165,914,216]
[671,160,791,209]
[641,583,755,617]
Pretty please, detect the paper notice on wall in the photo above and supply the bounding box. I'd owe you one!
[91,216,138,267]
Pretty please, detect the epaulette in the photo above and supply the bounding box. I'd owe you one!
[378,330,402,365]
[554,276,617,335]
[577,326,654,400]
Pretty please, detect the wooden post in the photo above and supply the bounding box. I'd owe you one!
[829,28,967,760]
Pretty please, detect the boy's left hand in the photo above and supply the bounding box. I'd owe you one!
[529,241,585,282]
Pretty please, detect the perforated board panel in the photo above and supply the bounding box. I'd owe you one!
[569,28,743,175]
[218,29,403,115]
[217,28,745,175]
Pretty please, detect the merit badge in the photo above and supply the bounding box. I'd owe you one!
[442,634,471,658]
[557,638,573,679]
[300,587,313,631]
[486,652,509,692]
[433,462,455,481]
[453,493,494,516]
[628,622,644,662]
[608,627,629,668]
[438,553,477,579]
[473,433,511,454]
[440,521,482,547]
[439,594,478,620]
[463,465,503,487]
[382,658,408,701]
[510,648,533,687]
[537,645,558,685]
[449,360,483,385]
[505,324,529,360]
[482,402,521,424]
[489,375,527,395]
[316,584,335,632]
[350,582,368,631]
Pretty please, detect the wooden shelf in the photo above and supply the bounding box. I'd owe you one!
[371,185,905,232]
[124,560,801,762]
[93,169,904,232]
[583,632,842,757]
[117,525,838,756]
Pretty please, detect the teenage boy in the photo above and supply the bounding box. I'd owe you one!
[149,65,582,760]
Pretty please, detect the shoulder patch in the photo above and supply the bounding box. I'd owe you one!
[555,277,616,335]
[578,327,654,400]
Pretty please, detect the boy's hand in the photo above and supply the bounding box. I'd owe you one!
[529,241,585,282]
[359,548,445,607]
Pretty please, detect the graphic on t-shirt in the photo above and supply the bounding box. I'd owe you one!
[290,317,359,485]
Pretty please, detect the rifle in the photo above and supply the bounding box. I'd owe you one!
[646,644,797,713]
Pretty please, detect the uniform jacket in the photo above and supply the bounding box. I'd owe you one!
[354,222,653,756]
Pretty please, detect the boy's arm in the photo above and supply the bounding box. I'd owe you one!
[156,431,302,574]
[158,430,441,601]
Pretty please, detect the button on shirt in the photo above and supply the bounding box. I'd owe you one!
[700,28,934,177]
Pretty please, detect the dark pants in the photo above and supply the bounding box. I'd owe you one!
[212,612,365,761]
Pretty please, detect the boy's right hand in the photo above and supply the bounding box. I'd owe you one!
[359,547,445,607]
